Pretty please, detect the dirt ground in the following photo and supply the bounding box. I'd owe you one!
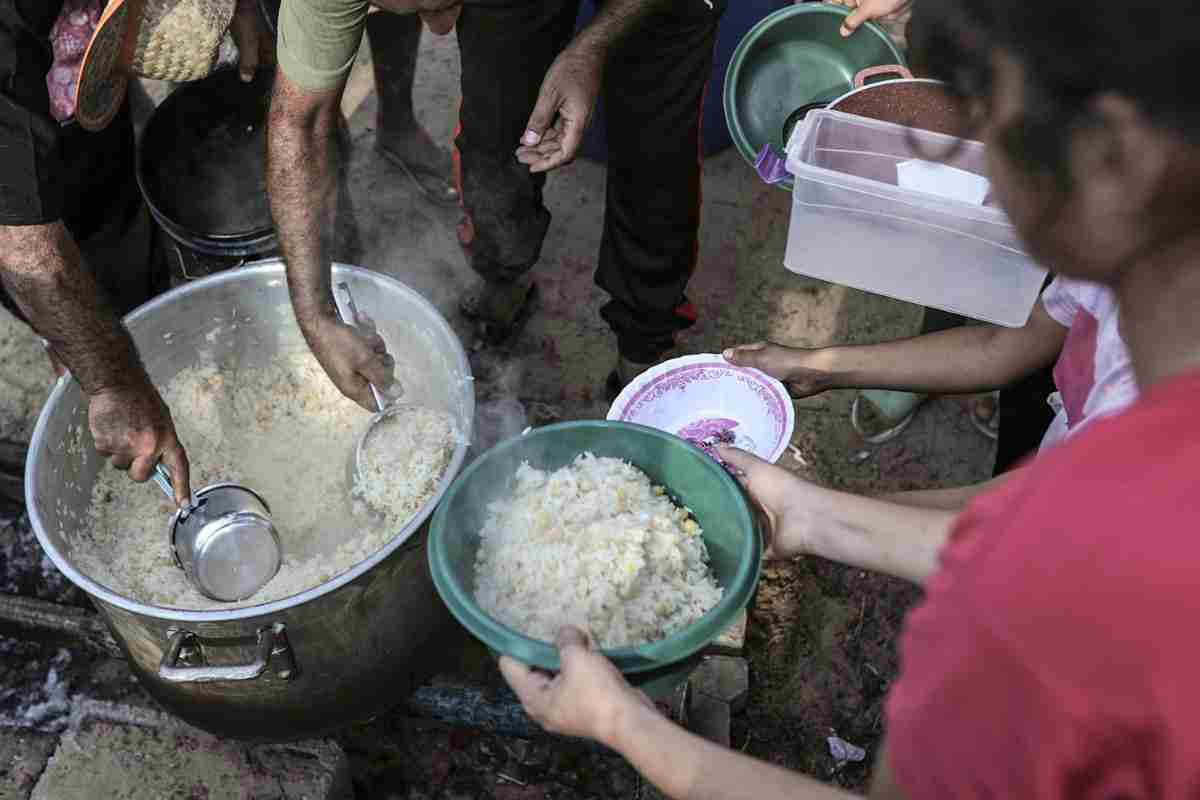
[0,26,994,799]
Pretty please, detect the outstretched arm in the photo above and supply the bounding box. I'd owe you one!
[726,304,1067,399]
[267,68,395,410]
[501,628,911,800]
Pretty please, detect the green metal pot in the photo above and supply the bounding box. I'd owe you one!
[724,3,907,186]
[428,421,762,698]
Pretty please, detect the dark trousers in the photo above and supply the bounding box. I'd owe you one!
[454,0,726,362]
[0,103,167,324]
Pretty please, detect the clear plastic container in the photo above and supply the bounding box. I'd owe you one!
[783,110,1047,327]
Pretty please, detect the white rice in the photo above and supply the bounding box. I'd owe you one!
[352,406,457,531]
[473,454,722,648]
[77,351,456,610]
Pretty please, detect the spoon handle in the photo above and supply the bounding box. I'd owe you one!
[333,282,387,413]
[152,463,176,502]
[153,463,196,514]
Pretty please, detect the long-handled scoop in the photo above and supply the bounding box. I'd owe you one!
[333,282,392,414]
[152,464,282,602]
[333,284,459,518]
[336,286,460,520]
[332,283,415,507]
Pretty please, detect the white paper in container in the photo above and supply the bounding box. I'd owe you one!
[781,110,1047,327]
[896,159,990,206]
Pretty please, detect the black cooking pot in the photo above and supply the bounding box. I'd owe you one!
[137,68,276,261]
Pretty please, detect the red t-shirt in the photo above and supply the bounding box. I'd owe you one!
[886,369,1200,799]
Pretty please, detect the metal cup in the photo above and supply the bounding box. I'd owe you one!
[153,466,282,602]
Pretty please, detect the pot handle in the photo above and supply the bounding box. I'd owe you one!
[158,622,298,683]
[853,64,913,88]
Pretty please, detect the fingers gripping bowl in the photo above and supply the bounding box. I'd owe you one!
[428,421,762,695]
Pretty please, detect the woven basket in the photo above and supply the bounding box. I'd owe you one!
[77,0,236,131]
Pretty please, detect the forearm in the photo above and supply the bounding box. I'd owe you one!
[570,0,664,55]
[0,222,149,395]
[821,310,1064,395]
[879,472,1015,511]
[267,71,342,334]
[800,484,956,585]
[610,702,857,800]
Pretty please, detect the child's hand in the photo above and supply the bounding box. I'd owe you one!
[826,0,912,37]
[723,342,840,398]
[716,446,815,561]
[500,627,654,747]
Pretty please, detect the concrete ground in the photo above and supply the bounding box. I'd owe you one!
[0,23,994,800]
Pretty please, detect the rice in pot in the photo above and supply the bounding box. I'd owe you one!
[78,351,457,610]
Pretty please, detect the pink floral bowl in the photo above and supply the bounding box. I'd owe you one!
[607,354,796,464]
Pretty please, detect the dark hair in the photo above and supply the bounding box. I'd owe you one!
[912,0,1200,181]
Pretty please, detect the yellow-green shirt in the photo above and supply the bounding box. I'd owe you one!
[276,0,370,91]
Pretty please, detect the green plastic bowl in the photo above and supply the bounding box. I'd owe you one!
[724,3,906,187]
[428,421,761,696]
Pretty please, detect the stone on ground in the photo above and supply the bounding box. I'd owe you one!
[0,731,56,800]
[690,656,750,714]
[30,701,351,800]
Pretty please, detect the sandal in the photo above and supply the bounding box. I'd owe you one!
[970,392,1000,440]
[375,141,460,207]
[459,281,539,346]
[850,390,925,444]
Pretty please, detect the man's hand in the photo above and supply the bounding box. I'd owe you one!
[500,627,655,747]
[723,342,842,398]
[717,446,814,560]
[302,313,396,411]
[516,45,604,174]
[826,0,912,37]
[230,0,276,82]
[89,381,191,506]
[0,221,190,504]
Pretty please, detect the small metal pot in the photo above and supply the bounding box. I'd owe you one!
[157,469,282,603]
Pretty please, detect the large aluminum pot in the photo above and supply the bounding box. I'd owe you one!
[25,259,475,741]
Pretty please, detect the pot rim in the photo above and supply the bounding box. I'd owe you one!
[27,259,475,622]
[772,77,951,193]
[826,76,949,112]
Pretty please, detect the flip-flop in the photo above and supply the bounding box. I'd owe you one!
[850,392,921,444]
[375,141,460,207]
[970,392,1000,440]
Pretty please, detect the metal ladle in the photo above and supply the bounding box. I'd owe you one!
[152,464,282,603]
[333,284,458,518]
[332,282,414,507]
